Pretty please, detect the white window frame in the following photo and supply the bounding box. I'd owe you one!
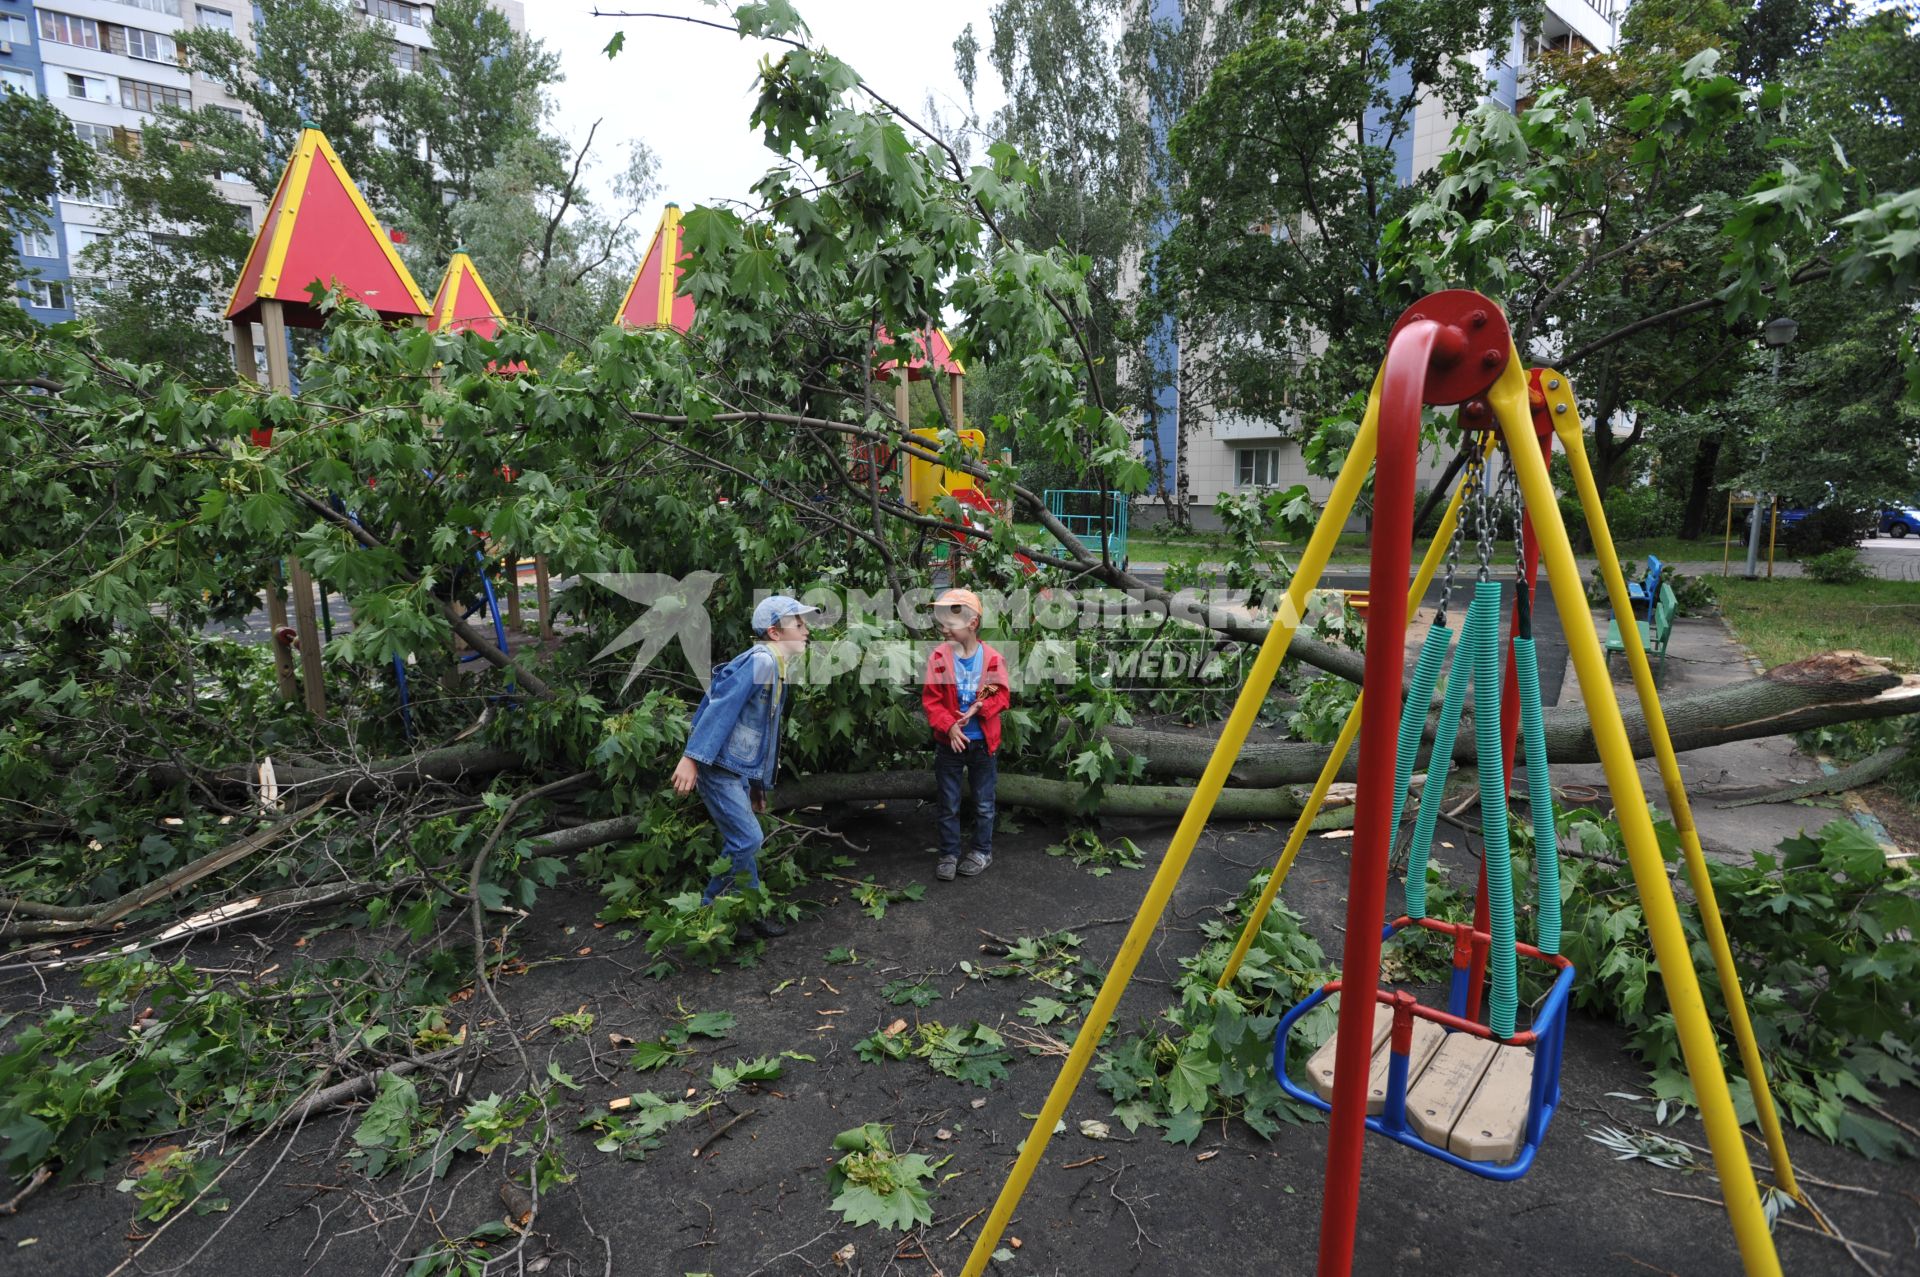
[1236,447,1285,489]
[112,25,179,63]
[0,68,37,99]
[2,15,31,43]
[107,0,181,14]
[20,230,60,259]
[64,71,115,103]
[39,12,103,50]
[194,5,234,32]
[119,76,191,114]
[26,279,71,311]
[70,121,119,150]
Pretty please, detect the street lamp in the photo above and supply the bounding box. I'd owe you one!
[1745,316,1800,578]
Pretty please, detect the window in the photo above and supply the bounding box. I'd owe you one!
[225,201,251,232]
[1236,447,1285,489]
[2,15,30,43]
[39,12,102,49]
[25,280,71,311]
[120,77,191,113]
[65,72,114,103]
[73,227,113,254]
[70,121,119,149]
[110,25,179,63]
[107,0,181,13]
[0,68,36,99]
[20,231,59,260]
[194,5,234,32]
[387,41,425,71]
[71,183,122,209]
[368,0,424,27]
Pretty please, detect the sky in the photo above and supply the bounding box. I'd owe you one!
[524,1,1010,226]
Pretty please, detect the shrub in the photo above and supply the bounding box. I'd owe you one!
[1804,546,1869,584]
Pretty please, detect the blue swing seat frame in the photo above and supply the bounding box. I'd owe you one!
[1273,916,1576,1181]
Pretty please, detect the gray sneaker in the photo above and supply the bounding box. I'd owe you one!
[935,856,959,882]
[958,851,992,877]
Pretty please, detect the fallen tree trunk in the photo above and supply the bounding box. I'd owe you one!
[156,741,525,804]
[1106,652,1920,785]
[528,772,1359,858]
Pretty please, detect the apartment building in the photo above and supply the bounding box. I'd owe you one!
[4,0,525,324]
[1142,0,1629,525]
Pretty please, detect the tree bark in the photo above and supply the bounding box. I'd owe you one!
[156,741,524,804]
[1679,435,1722,542]
[1104,652,1920,783]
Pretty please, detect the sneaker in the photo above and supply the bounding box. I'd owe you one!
[752,917,788,938]
[935,856,959,882]
[958,852,992,877]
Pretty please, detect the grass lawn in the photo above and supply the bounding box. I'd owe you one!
[1715,576,1920,672]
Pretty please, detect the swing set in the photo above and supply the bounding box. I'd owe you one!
[961,290,1811,1276]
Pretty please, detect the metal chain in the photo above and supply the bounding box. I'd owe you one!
[1475,446,1498,584]
[1438,455,1477,623]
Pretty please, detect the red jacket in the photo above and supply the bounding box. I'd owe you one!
[922,641,1011,753]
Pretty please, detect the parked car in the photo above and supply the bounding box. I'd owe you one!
[1879,504,1920,538]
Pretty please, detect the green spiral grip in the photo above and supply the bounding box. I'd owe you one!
[1514,635,1562,956]
[1404,603,1482,919]
[1389,621,1456,855]
[1469,580,1519,1039]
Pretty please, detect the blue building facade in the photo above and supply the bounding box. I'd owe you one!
[3,0,77,323]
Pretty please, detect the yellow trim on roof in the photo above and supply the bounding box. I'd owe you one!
[258,131,319,298]
[226,128,308,317]
[460,254,505,324]
[312,130,429,313]
[654,204,681,325]
[617,206,674,327]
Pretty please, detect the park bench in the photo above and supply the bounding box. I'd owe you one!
[1625,554,1663,617]
[1605,580,1677,680]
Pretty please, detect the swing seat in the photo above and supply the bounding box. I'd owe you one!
[1274,917,1576,1181]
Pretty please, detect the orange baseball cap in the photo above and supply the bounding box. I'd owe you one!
[935,588,984,620]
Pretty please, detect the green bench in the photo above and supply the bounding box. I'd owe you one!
[1604,581,1677,679]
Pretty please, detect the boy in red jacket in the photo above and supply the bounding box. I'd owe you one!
[921,588,1011,881]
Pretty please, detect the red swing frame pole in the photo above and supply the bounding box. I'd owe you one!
[1468,371,1556,1023]
[1317,293,1511,1276]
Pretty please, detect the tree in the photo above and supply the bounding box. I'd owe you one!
[77,0,577,371]
[1156,0,1534,432]
[1388,0,1920,493]
[0,91,92,293]
[449,127,658,344]
[381,0,563,261]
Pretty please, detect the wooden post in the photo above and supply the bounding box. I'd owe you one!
[949,370,963,430]
[893,371,910,431]
[235,319,300,704]
[261,300,327,718]
[505,555,523,633]
[535,556,553,641]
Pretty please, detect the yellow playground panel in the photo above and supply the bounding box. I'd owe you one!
[905,426,987,514]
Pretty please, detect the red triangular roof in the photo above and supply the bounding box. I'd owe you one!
[873,326,965,380]
[616,204,695,331]
[226,127,430,328]
[429,251,504,339]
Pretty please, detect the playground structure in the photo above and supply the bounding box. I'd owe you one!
[963,290,1807,1277]
[225,128,534,722]
[617,213,1040,576]
[1043,487,1129,563]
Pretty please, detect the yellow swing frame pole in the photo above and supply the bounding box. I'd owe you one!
[1217,433,1496,989]
[1491,357,1781,1276]
[1538,372,1802,1204]
[958,379,1386,1277]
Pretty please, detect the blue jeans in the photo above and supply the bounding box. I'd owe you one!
[697,766,763,904]
[934,739,997,860]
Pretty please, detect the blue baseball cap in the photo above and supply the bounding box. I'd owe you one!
[752,594,820,633]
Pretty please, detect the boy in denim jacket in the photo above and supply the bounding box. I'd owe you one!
[670,594,817,937]
[921,588,1010,881]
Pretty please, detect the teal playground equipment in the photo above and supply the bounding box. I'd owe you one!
[1044,489,1130,563]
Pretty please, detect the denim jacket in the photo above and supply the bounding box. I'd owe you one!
[683,645,789,789]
